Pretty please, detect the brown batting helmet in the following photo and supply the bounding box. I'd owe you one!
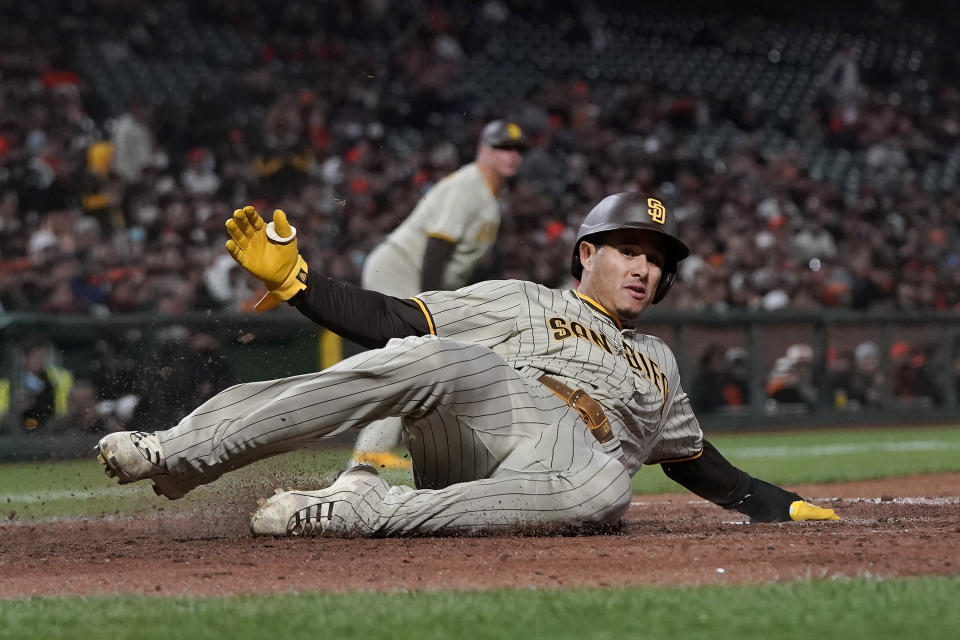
[479,120,529,151]
[571,192,690,304]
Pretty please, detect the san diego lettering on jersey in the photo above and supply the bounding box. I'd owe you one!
[547,316,669,398]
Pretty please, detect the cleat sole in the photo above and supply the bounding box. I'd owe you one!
[96,444,127,482]
[96,448,118,478]
[93,434,185,500]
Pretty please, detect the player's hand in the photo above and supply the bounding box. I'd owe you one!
[789,500,840,521]
[225,205,308,311]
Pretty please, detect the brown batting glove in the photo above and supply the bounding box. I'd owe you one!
[225,206,308,311]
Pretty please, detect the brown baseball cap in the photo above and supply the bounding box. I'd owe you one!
[479,120,528,151]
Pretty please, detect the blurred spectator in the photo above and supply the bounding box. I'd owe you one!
[84,336,143,406]
[826,347,854,409]
[130,328,236,430]
[846,341,887,409]
[820,43,863,112]
[110,100,154,184]
[203,254,260,311]
[183,331,237,410]
[792,217,837,264]
[723,347,751,408]
[47,379,123,435]
[890,341,942,408]
[690,344,728,413]
[80,140,124,230]
[0,336,74,433]
[181,148,221,197]
[765,343,818,412]
[254,93,316,201]
[690,343,749,413]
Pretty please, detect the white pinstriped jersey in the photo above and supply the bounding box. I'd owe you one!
[414,279,703,474]
[358,163,502,454]
[380,163,500,291]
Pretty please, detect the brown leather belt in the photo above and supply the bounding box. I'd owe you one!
[538,375,614,444]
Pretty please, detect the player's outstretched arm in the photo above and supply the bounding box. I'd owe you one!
[223,205,431,346]
[291,271,430,348]
[660,440,840,522]
[225,206,308,311]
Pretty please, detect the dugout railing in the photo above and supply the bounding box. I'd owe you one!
[1,309,959,460]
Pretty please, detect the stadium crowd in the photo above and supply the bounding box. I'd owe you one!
[3,0,960,317]
[2,0,959,432]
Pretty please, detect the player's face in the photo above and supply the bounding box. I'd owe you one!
[478,145,523,177]
[577,229,666,321]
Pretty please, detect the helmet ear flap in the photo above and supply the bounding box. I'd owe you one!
[652,265,677,304]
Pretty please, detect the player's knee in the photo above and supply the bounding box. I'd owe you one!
[557,458,632,525]
[406,337,501,374]
[586,461,633,524]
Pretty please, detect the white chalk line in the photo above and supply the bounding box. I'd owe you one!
[3,494,954,528]
[631,496,960,507]
[3,486,143,503]
[723,440,960,458]
[833,496,960,505]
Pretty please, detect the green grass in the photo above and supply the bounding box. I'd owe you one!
[1,577,957,640]
[3,429,958,638]
[0,447,419,521]
[631,425,960,494]
[2,426,959,520]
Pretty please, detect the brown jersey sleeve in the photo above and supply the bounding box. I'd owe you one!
[661,439,802,522]
[290,270,431,348]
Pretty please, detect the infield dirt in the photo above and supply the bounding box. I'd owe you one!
[2,472,958,598]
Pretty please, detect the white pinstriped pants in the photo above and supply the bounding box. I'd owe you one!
[355,240,423,454]
[155,335,632,535]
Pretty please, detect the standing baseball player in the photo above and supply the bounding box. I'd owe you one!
[354,119,527,469]
[95,193,839,535]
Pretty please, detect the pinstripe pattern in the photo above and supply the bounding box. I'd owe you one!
[150,279,699,534]
[284,444,632,536]
[355,167,499,456]
[415,280,703,473]
[154,334,631,533]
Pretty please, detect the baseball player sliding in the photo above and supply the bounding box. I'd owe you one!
[96,192,839,536]
[353,120,528,470]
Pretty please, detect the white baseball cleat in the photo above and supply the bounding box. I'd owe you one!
[250,464,384,537]
[95,431,184,499]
